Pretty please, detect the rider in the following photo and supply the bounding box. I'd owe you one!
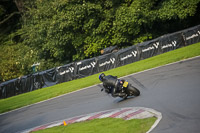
[99,73,127,98]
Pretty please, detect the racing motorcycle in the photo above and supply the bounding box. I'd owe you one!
[101,79,140,99]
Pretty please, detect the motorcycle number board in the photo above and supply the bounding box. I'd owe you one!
[123,81,128,88]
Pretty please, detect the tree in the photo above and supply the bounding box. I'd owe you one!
[0,0,200,82]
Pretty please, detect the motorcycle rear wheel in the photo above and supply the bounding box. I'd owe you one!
[127,85,140,96]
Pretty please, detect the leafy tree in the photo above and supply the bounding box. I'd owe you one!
[0,43,33,81]
[0,0,200,82]
[152,0,200,35]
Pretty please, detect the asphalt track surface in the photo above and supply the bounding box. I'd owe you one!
[0,56,200,133]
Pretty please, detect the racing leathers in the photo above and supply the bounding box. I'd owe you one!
[102,75,127,98]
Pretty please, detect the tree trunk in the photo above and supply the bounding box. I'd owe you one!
[13,0,24,13]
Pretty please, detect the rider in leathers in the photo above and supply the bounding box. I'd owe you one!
[99,73,127,98]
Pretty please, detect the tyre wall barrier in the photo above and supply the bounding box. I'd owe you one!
[0,24,200,99]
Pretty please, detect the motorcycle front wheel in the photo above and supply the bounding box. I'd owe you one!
[127,85,140,96]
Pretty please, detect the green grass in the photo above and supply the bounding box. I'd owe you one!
[0,42,200,113]
[34,117,156,133]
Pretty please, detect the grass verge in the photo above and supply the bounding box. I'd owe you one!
[0,42,200,114]
[34,117,157,133]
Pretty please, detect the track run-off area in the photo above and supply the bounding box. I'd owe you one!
[0,56,200,133]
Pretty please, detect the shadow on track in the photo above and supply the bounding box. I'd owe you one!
[114,96,138,103]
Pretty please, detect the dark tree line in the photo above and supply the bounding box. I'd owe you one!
[0,0,200,82]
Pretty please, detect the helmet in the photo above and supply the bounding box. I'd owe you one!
[99,73,105,81]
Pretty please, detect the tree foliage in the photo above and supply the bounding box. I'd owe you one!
[0,0,200,82]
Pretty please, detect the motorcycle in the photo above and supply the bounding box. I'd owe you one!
[101,79,140,99]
